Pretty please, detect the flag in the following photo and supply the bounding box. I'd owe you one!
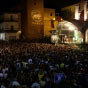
[54,73,65,84]
[80,10,84,22]
[51,19,54,28]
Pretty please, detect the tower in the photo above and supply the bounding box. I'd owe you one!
[21,0,44,40]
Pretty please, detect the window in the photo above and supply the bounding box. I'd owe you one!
[79,4,81,12]
[50,13,53,16]
[34,2,36,5]
[0,33,5,40]
[1,26,5,32]
[11,26,14,31]
[10,15,13,21]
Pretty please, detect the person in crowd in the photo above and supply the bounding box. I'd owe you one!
[0,41,88,88]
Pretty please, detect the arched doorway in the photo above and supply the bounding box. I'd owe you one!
[56,20,83,43]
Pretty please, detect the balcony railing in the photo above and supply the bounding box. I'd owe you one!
[0,18,19,22]
[0,28,19,33]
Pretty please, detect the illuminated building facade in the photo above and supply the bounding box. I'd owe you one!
[59,0,88,43]
[61,0,87,21]
[0,10,58,41]
[44,8,58,37]
[0,0,59,41]
[0,13,21,40]
[21,0,59,40]
[21,0,44,40]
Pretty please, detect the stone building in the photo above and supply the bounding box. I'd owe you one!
[44,8,58,37]
[21,0,44,40]
[0,0,59,41]
[0,13,21,40]
[21,0,58,40]
[58,0,88,43]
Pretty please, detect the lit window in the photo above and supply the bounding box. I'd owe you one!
[0,33,5,40]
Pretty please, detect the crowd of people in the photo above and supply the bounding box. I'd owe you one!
[0,41,88,88]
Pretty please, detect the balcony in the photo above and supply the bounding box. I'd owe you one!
[0,28,19,33]
[0,18,19,23]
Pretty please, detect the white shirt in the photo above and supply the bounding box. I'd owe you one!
[28,59,32,64]
[0,73,3,78]
[31,82,40,88]
[12,81,20,86]
[1,85,6,88]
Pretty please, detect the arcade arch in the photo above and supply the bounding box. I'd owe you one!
[56,20,83,43]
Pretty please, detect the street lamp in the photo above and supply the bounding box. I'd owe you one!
[51,34,59,44]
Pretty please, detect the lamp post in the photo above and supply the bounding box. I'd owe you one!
[51,33,59,44]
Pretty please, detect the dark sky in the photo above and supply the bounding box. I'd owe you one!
[45,0,80,8]
[44,0,81,12]
[0,0,81,12]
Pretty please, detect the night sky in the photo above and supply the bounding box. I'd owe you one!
[0,0,81,13]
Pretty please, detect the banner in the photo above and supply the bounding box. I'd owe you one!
[80,10,84,22]
[51,19,54,28]
[54,73,65,84]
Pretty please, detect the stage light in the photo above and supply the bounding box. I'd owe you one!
[51,34,58,43]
